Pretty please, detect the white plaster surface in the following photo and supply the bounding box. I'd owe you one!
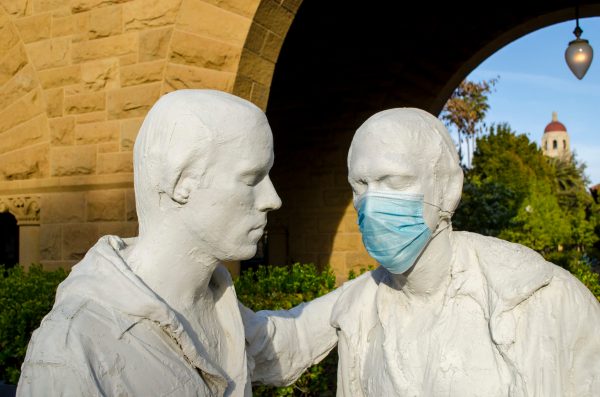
[244,108,600,396]
[17,90,282,396]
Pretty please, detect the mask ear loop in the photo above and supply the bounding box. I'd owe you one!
[423,201,454,237]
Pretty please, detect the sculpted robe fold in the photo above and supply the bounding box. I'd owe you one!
[247,231,600,396]
[18,236,251,397]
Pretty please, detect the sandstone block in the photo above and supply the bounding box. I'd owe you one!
[254,0,294,37]
[63,85,85,96]
[163,63,234,92]
[44,88,64,118]
[332,233,362,252]
[71,0,130,13]
[0,143,49,181]
[0,114,49,155]
[0,64,37,110]
[345,250,377,269]
[107,83,160,119]
[81,58,119,91]
[139,27,172,62]
[123,0,181,31]
[0,88,45,133]
[200,0,257,18]
[41,260,77,271]
[281,0,301,13]
[49,116,75,145]
[169,30,241,72]
[97,221,138,238]
[0,44,28,87]
[86,189,125,221]
[51,13,89,40]
[238,48,275,86]
[0,0,31,17]
[71,32,138,63]
[244,23,267,55]
[249,81,268,111]
[38,65,81,89]
[97,151,133,174]
[14,13,51,43]
[323,252,346,273]
[62,222,98,260]
[89,5,123,39]
[40,192,85,224]
[64,92,105,114]
[176,0,250,45]
[120,118,142,150]
[76,111,107,124]
[0,20,20,56]
[119,54,138,66]
[33,0,69,13]
[50,145,96,176]
[26,37,70,70]
[98,142,119,153]
[75,120,119,144]
[125,188,137,221]
[39,224,61,260]
[52,15,76,37]
[261,31,284,63]
[232,75,252,100]
[120,60,165,87]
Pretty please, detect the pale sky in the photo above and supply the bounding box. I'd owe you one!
[465,17,600,186]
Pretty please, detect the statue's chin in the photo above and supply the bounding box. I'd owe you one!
[218,244,258,262]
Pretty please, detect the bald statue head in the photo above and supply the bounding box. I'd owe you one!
[348,108,463,231]
[133,89,281,261]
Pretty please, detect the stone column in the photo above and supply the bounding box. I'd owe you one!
[0,196,41,269]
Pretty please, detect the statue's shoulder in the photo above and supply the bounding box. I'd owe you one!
[331,267,387,329]
[451,231,598,314]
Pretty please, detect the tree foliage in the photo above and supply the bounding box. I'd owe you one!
[454,122,599,256]
[441,78,497,166]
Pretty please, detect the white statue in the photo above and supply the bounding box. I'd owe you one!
[17,90,282,396]
[244,108,600,396]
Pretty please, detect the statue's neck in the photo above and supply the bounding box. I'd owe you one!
[390,226,453,304]
[121,228,219,313]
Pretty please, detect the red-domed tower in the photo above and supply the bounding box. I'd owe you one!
[541,112,571,160]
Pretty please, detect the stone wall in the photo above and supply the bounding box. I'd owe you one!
[0,0,270,269]
[0,0,373,279]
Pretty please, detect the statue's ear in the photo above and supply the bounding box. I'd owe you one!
[443,167,464,213]
[172,175,192,205]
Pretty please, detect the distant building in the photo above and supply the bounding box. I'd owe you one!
[541,112,571,160]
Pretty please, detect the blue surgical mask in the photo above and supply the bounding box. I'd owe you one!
[356,191,432,274]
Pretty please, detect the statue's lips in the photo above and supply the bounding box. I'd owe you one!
[250,223,267,232]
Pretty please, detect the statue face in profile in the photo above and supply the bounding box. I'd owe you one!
[179,118,281,262]
[133,89,282,263]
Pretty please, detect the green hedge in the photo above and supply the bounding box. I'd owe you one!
[1,259,598,392]
[235,264,337,396]
[0,264,67,384]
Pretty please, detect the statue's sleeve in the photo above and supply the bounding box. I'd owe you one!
[17,361,91,397]
[240,288,342,386]
[565,282,600,395]
[514,269,600,396]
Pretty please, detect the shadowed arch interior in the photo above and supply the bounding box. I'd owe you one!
[259,1,600,276]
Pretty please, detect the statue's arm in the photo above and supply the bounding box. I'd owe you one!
[240,288,342,386]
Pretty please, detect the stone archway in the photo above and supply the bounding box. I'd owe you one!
[238,1,600,280]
